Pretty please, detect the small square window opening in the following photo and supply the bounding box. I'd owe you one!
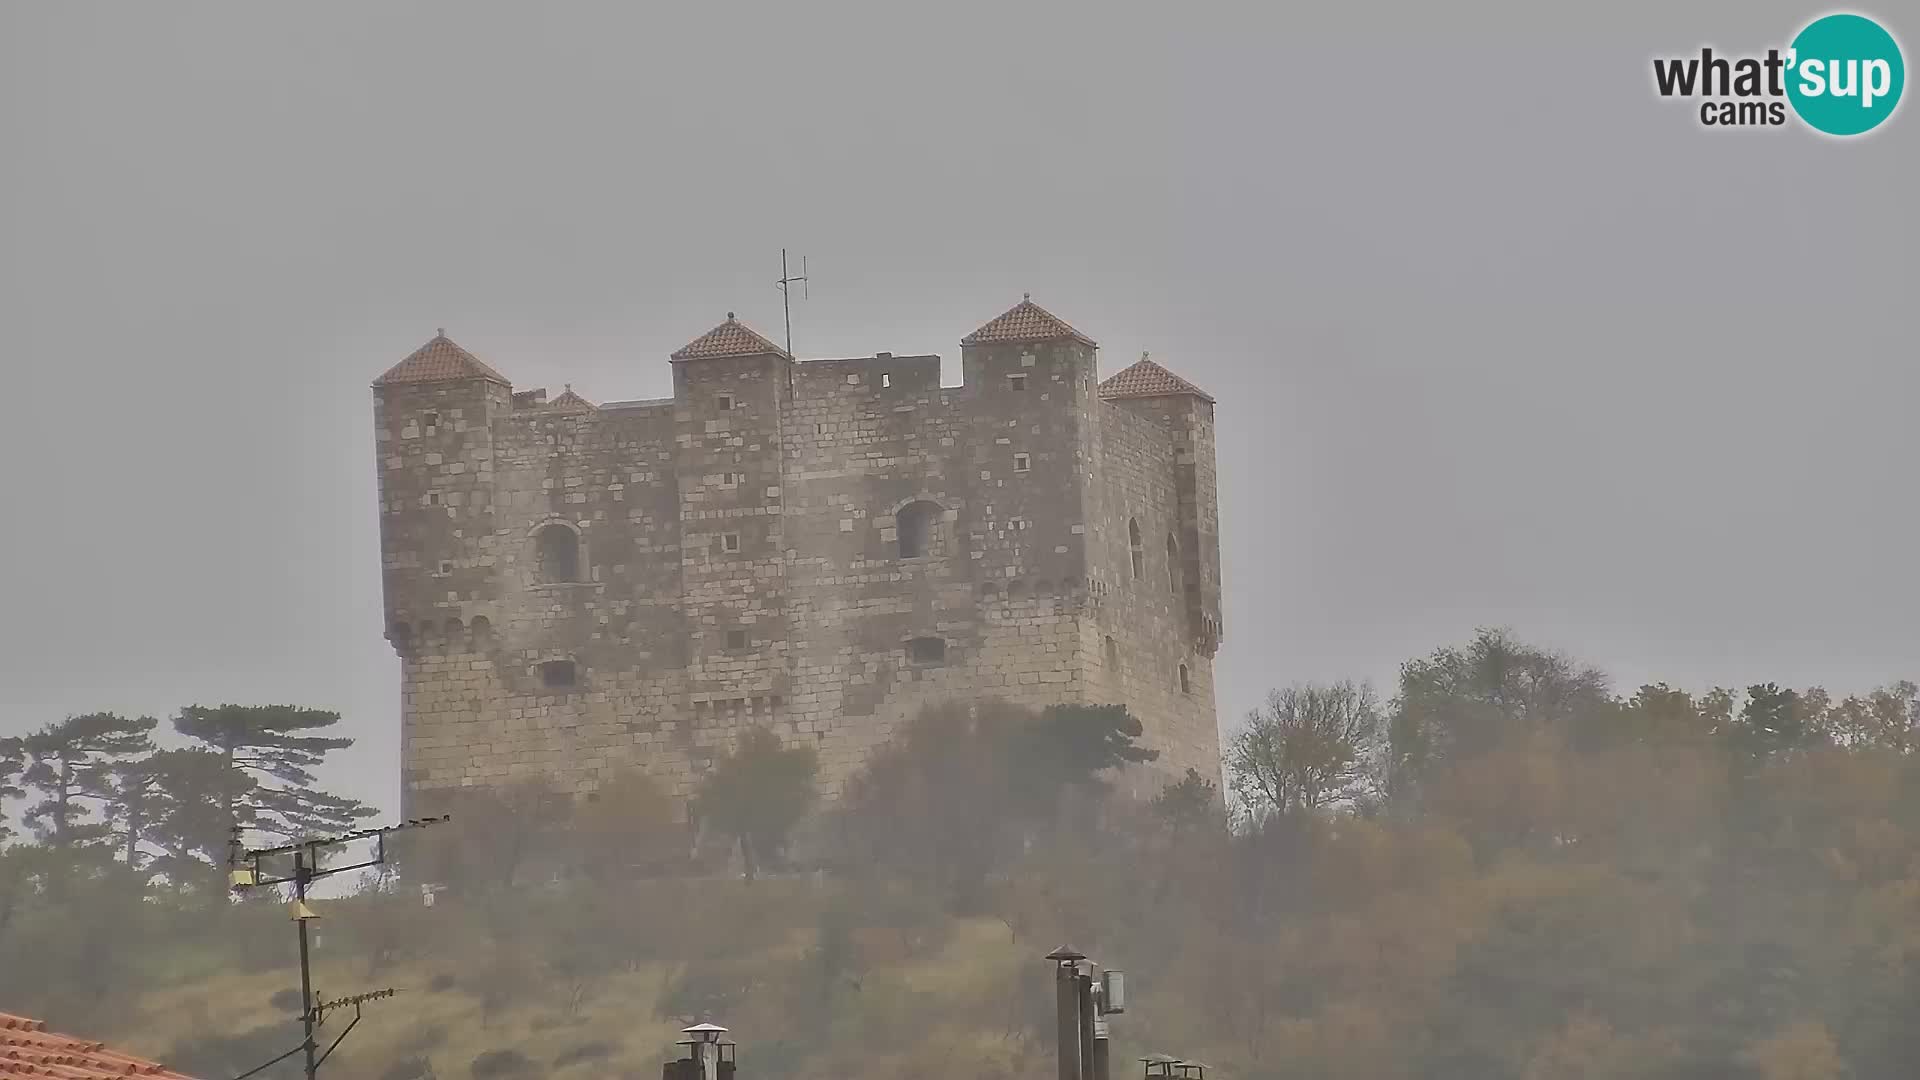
[721,532,741,553]
[908,637,947,664]
[717,394,734,411]
[1008,374,1027,392]
[541,660,577,688]
[726,629,748,650]
[1013,453,1031,473]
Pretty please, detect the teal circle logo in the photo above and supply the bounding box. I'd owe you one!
[1786,13,1905,136]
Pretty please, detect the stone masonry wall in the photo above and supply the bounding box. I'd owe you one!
[376,321,1222,813]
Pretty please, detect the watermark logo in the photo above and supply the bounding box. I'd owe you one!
[1653,11,1904,136]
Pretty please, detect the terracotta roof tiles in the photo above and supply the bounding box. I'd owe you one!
[1097,353,1214,403]
[0,1012,199,1079]
[547,386,595,413]
[373,331,510,387]
[961,296,1097,348]
[670,314,788,361]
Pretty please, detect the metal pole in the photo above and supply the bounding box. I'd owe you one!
[1090,1026,1111,1080]
[1055,960,1082,1080]
[781,249,793,359]
[295,851,317,1080]
[1077,966,1096,1080]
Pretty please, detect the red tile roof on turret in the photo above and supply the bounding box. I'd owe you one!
[1097,353,1215,403]
[961,295,1097,348]
[0,1012,200,1078]
[547,386,595,412]
[373,330,510,387]
[670,314,789,361]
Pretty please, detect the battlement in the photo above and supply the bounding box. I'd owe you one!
[373,298,1224,811]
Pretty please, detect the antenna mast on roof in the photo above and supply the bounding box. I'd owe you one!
[776,248,808,358]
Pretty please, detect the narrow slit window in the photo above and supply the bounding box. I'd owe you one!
[881,372,892,388]
[1128,518,1144,579]
[1178,663,1191,694]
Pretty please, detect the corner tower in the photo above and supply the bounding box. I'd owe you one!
[372,331,513,655]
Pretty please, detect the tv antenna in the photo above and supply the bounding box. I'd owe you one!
[776,249,808,358]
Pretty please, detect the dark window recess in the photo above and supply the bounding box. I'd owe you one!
[423,411,439,432]
[1013,453,1031,473]
[428,492,441,506]
[908,637,947,664]
[1008,374,1027,391]
[1104,635,1119,670]
[897,500,941,559]
[536,524,580,582]
[541,660,577,688]
[1167,534,1183,597]
[1128,518,1144,579]
[1178,663,1191,694]
[726,629,748,650]
[717,393,734,411]
[721,532,741,553]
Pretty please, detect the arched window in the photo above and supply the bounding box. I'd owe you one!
[1178,663,1191,694]
[535,523,580,583]
[1167,534,1183,598]
[469,615,492,643]
[1128,518,1144,579]
[897,500,942,559]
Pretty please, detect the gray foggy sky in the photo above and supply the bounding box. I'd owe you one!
[2,2,1913,815]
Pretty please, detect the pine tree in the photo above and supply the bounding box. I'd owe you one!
[19,713,156,850]
[173,704,376,841]
[0,738,25,843]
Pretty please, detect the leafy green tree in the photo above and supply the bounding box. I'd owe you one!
[19,713,156,850]
[1228,681,1383,822]
[694,726,818,880]
[1827,681,1918,752]
[1728,683,1827,766]
[1151,767,1223,831]
[173,704,376,841]
[1388,628,1609,808]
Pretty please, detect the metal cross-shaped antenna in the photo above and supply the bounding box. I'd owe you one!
[776,249,808,358]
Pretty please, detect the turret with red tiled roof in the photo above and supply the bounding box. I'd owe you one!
[0,1012,199,1078]
[1097,352,1214,404]
[961,295,1097,348]
[670,313,789,361]
[373,329,510,388]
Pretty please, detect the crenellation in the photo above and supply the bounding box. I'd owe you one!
[374,300,1225,815]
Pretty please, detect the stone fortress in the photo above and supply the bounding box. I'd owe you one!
[373,297,1223,812]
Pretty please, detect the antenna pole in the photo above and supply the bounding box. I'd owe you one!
[776,249,808,359]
